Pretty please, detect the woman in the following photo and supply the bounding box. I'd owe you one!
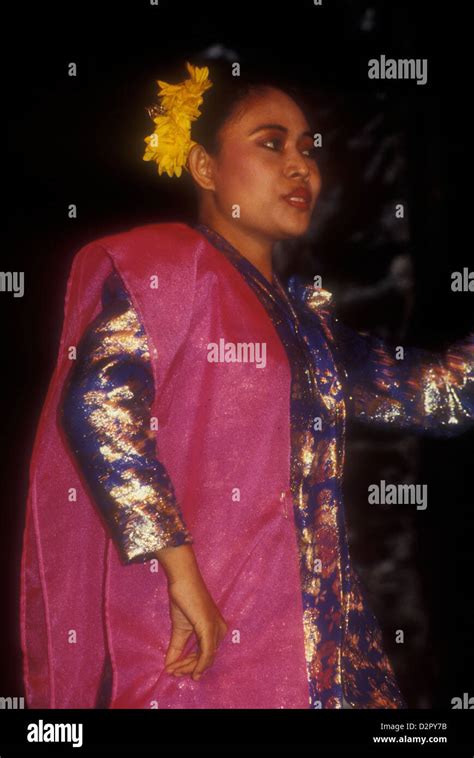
[20,62,473,710]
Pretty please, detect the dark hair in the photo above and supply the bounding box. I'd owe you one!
[185,58,321,157]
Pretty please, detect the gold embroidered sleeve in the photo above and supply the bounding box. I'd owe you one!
[334,322,474,435]
[60,269,194,564]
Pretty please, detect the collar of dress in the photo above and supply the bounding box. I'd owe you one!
[191,222,333,318]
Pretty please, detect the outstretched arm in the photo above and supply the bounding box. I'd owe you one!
[332,317,474,436]
[287,274,473,436]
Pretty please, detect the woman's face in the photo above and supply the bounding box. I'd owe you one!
[206,87,322,242]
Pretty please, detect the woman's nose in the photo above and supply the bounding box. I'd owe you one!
[285,153,310,179]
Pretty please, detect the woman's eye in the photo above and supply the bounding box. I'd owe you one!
[302,146,318,159]
[261,139,317,160]
[261,138,282,150]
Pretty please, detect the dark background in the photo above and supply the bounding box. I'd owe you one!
[2,0,472,710]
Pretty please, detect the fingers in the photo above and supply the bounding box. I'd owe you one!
[164,626,193,669]
[190,625,217,681]
[166,653,197,674]
[164,631,215,680]
[166,653,198,675]
[165,618,229,681]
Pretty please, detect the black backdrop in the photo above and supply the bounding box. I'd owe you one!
[2,0,472,712]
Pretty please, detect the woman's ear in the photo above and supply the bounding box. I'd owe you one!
[186,143,216,191]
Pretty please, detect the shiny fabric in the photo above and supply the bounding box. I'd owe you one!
[20,221,473,710]
[287,277,474,436]
[60,269,193,564]
[282,271,473,706]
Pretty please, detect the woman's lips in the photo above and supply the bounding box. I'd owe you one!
[282,195,311,210]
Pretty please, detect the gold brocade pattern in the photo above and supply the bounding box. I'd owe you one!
[61,269,194,564]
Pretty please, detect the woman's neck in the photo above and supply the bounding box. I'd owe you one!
[197,214,274,284]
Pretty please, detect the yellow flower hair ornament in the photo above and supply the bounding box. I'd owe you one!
[143,61,213,178]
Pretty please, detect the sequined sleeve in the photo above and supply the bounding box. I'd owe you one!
[60,268,194,565]
[333,320,474,435]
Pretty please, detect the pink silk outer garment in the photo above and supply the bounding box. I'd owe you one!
[20,222,312,709]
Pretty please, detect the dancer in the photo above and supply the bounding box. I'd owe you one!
[20,61,473,709]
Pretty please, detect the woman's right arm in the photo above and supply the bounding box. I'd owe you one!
[60,268,194,563]
[60,268,227,679]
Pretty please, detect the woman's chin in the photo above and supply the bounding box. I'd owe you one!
[277,215,312,239]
